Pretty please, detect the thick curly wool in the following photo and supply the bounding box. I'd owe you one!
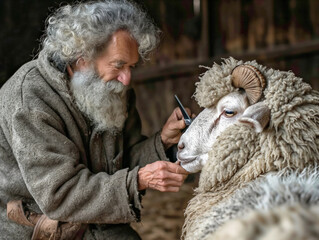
[191,167,319,239]
[205,204,319,240]
[194,57,268,108]
[182,57,319,239]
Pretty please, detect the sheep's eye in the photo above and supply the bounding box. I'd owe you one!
[224,110,236,117]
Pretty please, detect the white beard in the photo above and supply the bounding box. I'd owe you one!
[70,68,128,133]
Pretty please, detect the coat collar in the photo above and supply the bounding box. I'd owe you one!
[37,50,70,94]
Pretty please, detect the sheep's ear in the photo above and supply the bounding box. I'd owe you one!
[239,102,270,133]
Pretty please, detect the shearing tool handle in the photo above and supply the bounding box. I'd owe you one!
[174,95,192,126]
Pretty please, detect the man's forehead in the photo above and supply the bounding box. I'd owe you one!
[102,31,139,63]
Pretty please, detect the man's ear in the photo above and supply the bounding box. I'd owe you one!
[66,65,74,78]
[239,102,270,133]
[67,58,88,78]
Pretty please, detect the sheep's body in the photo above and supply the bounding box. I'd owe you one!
[206,204,319,240]
[180,58,319,239]
[192,168,319,239]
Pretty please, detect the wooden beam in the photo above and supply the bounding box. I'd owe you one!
[132,39,319,83]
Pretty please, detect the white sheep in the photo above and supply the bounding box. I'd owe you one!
[191,167,319,239]
[178,57,319,239]
[206,203,319,240]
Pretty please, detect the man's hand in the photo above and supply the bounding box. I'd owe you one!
[161,107,193,150]
[138,161,189,192]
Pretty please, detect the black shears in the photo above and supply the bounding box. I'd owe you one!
[174,95,192,126]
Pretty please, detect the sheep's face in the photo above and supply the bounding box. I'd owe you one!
[177,91,270,173]
[177,91,248,172]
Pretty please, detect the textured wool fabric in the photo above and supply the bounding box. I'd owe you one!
[0,50,167,239]
[183,58,319,239]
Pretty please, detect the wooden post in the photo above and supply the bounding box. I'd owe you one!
[198,0,209,60]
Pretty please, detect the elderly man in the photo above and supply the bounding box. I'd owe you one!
[0,1,190,239]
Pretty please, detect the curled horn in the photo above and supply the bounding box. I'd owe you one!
[231,65,266,104]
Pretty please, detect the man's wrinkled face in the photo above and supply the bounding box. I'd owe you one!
[68,30,139,132]
[94,30,139,86]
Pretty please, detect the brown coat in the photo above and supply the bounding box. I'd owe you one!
[0,51,167,239]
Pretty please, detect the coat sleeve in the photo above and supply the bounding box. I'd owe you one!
[11,107,141,224]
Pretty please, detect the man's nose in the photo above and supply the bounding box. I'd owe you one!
[117,68,131,86]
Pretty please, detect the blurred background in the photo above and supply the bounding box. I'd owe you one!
[1,0,319,239]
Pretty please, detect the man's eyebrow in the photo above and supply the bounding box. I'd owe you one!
[111,59,139,66]
[110,60,127,65]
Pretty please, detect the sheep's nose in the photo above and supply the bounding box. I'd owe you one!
[178,142,185,151]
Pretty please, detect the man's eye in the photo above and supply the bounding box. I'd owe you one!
[224,110,236,117]
[115,65,124,69]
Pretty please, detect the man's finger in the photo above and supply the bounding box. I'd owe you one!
[154,170,187,183]
[185,107,192,116]
[169,119,186,131]
[159,186,180,192]
[174,107,184,120]
[166,162,189,174]
[149,179,184,188]
[150,183,181,192]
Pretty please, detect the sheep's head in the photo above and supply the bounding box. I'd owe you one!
[177,64,270,173]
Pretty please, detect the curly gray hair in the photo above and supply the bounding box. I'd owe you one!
[42,0,160,67]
